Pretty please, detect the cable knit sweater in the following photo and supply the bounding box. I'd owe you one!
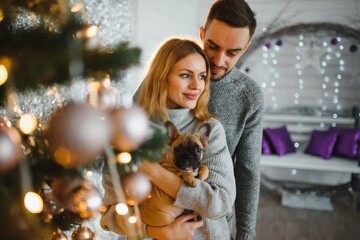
[208,68,264,240]
[100,108,236,240]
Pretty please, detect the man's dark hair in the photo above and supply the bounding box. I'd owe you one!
[205,0,257,37]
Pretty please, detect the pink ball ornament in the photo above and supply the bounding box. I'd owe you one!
[120,171,152,206]
[111,105,151,151]
[0,115,22,174]
[46,102,112,167]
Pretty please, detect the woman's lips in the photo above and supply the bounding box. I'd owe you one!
[183,93,198,100]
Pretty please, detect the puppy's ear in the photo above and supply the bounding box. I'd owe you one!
[196,123,211,147]
[164,121,180,145]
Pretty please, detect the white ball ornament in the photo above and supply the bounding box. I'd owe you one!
[111,105,152,151]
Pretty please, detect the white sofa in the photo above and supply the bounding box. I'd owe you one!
[260,106,360,211]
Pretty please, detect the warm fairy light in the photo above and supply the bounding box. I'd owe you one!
[0,65,8,86]
[0,9,3,22]
[128,215,137,224]
[24,192,43,213]
[71,2,85,12]
[86,26,99,38]
[117,152,132,164]
[86,170,93,177]
[115,203,129,215]
[19,113,38,134]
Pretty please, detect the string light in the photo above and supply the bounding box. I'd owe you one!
[128,215,137,224]
[115,203,129,215]
[24,192,43,213]
[0,65,8,85]
[117,152,132,164]
[19,113,38,134]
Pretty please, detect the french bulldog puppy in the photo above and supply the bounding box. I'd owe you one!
[139,120,211,227]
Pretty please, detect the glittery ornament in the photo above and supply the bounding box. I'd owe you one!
[51,229,68,240]
[90,83,119,111]
[46,102,111,167]
[111,105,151,151]
[330,37,338,45]
[71,226,95,240]
[66,182,102,219]
[0,115,22,174]
[50,176,83,206]
[120,171,151,205]
[264,41,271,49]
[350,44,358,53]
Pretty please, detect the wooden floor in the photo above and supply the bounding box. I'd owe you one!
[256,185,360,240]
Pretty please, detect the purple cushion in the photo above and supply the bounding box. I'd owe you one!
[328,127,360,159]
[262,133,272,155]
[264,126,295,156]
[305,130,338,159]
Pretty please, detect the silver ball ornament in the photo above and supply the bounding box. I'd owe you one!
[46,102,111,167]
[111,105,151,151]
[120,171,152,205]
[0,115,22,174]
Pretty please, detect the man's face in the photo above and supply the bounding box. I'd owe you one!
[200,19,251,80]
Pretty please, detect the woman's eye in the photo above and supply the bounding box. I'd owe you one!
[180,73,190,78]
[198,74,206,80]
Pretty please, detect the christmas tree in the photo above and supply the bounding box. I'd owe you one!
[0,1,166,239]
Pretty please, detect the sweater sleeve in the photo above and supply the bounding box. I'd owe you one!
[173,120,236,219]
[100,168,148,237]
[234,86,264,240]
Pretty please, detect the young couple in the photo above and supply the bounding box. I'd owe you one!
[101,1,264,240]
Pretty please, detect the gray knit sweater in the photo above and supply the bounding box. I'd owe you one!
[208,68,264,240]
[100,108,236,240]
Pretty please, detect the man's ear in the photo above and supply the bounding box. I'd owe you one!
[199,26,205,41]
[164,121,180,145]
[243,40,252,53]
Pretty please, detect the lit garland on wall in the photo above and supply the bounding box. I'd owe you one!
[238,23,360,117]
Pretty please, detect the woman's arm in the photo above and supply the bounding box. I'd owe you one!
[138,160,182,199]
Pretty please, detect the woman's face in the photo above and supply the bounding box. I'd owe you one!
[166,53,207,109]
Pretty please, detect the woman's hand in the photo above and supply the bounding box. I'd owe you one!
[146,212,204,240]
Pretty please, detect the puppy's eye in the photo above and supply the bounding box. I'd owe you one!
[196,148,202,153]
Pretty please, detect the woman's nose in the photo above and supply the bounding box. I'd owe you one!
[189,77,200,89]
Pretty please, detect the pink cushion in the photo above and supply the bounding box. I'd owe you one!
[305,130,338,159]
[264,126,296,156]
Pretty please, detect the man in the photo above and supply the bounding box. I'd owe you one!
[199,1,264,240]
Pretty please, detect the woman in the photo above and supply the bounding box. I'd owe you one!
[101,37,236,240]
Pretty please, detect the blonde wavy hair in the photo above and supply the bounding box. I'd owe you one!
[136,37,213,123]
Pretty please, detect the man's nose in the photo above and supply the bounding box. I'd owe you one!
[212,52,226,67]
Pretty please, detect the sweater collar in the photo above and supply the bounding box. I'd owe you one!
[167,108,193,129]
[211,68,236,85]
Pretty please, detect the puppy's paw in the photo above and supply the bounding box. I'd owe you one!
[198,165,209,181]
[181,173,197,187]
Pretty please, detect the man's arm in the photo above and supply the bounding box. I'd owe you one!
[234,95,264,240]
